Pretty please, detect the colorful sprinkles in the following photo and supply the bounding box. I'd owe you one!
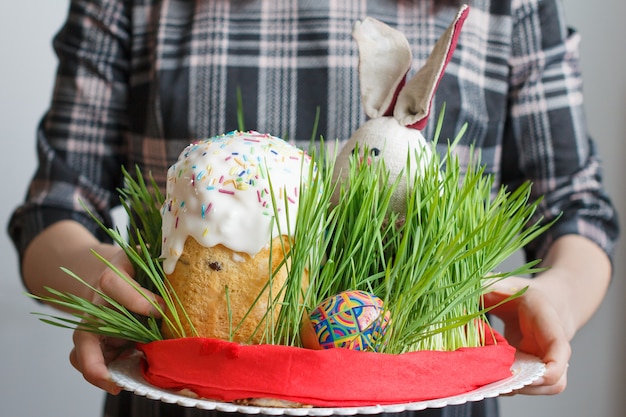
[162,131,309,219]
[160,130,314,273]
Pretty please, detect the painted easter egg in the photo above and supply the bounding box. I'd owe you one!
[301,290,390,351]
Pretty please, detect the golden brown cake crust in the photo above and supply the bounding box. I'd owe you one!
[162,236,291,343]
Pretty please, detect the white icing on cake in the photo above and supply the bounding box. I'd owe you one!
[161,131,313,274]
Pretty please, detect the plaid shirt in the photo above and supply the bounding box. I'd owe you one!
[8,0,619,415]
[10,0,617,264]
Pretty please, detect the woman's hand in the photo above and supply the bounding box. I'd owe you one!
[483,235,611,396]
[68,249,165,394]
[483,276,571,395]
[23,220,164,394]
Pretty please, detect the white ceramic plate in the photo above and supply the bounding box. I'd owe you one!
[109,351,545,415]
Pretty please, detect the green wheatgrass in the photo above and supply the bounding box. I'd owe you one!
[30,110,553,352]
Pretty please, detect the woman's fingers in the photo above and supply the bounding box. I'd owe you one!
[484,277,572,396]
[70,250,163,393]
[519,361,569,395]
[70,330,124,394]
[98,268,164,317]
[97,251,165,317]
[514,290,571,395]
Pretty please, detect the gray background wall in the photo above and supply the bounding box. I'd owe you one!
[1,1,624,416]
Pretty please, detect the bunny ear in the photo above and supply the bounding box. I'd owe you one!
[394,4,470,130]
[352,17,413,118]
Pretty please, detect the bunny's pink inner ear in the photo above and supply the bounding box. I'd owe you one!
[353,17,413,119]
[394,4,470,130]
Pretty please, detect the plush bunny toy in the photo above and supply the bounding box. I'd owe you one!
[333,5,469,214]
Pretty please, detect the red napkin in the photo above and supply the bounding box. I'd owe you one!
[137,330,515,407]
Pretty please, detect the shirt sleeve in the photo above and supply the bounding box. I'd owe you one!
[502,0,619,262]
[7,0,131,262]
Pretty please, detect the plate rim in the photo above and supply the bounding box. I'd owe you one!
[108,350,545,415]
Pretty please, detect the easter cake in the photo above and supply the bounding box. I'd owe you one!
[159,130,312,344]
